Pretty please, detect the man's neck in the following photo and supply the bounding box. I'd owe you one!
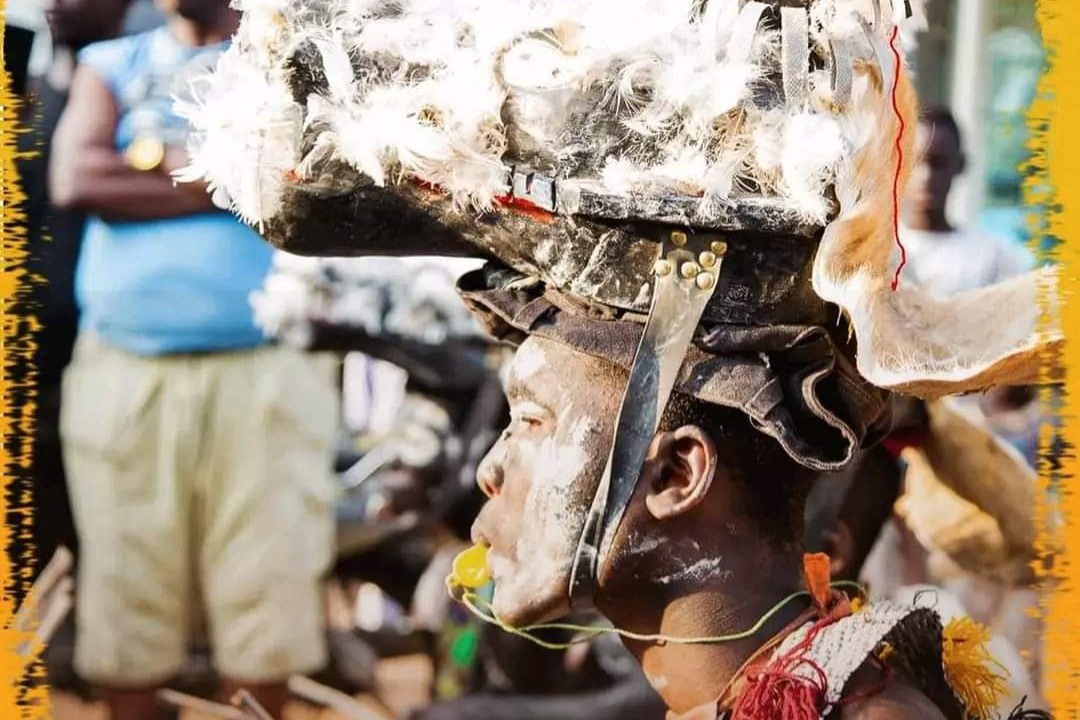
[168,12,239,47]
[601,549,806,714]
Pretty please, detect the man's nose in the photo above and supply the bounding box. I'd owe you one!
[476,438,506,498]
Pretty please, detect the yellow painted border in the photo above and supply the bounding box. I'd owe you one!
[1,14,51,720]
[1033,0,1080,715]
[0,1,1078,718]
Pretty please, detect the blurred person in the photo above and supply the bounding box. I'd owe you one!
[900,107,1034,296]
[49,0,339,718]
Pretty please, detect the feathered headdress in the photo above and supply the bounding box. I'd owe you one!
[178,0,1059,603]
[178,0,1057,398]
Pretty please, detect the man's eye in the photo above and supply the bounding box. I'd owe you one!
[512,414,543,430]
[509,401,548,431]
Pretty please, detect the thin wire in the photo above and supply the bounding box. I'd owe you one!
[450,580,864,650]
[831,579,868,598]
[463,589,811,648]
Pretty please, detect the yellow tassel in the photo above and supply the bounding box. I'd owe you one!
[941,616,1009,720]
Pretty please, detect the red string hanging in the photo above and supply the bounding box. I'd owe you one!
[888,25,908,292]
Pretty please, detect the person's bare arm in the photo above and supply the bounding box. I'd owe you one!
[50,64,216,221]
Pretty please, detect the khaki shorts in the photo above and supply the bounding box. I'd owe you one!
[61,335,340,686]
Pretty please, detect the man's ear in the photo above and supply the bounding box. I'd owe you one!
[643,425,720,521]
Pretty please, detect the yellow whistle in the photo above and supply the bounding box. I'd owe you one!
[450,544,491,589]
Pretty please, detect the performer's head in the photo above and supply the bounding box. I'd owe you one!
[157,0,233,27]
[45,0,131,51]
[472,335,817,628]
[904,107,966,232]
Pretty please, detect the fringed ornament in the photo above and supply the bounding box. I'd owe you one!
[941,616,1009,720]
[730,659,828,720]
[731,616,833,720]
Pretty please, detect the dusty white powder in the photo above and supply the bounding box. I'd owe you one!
[656,556,733,586]
[513,340,549,381]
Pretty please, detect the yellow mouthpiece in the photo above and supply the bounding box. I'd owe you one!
[450,544,491,589]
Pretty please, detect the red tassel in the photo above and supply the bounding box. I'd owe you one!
[731,659,828,720]
[731,615,835,720]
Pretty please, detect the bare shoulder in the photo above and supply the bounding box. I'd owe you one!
[837,675,948,720]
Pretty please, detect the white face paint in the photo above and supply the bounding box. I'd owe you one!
[480,338,615,624]
[512,339,549,381]
[491,406,597,619]
[655,557,733,586]
[624,530,730,587]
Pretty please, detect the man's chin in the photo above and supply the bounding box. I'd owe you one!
[491,581,571,629]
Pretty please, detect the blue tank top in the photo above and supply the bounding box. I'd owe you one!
[74,27,273,356]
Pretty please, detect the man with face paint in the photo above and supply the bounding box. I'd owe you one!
[182,1,1059,719]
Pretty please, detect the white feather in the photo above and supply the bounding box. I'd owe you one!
[781,112,845,222]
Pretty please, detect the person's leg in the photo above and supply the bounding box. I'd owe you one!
[197,347,340,712]
[97,688,176,720]
[60,335,195,720]
[217,680,292,718]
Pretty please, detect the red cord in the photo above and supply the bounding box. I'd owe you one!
[888,25,907,292]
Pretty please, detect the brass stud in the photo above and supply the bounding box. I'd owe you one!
[696,273,716,291]
[680,262,701,280]
[699,251,717,269]
[671,231,689,247]
[654,259,673,277]
[710,240,729,256]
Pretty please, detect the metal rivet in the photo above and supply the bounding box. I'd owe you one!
[671,231,688,247]
[654,259,673,277]
[711,240,729,256]
[699,251,717,269]
[680,262,701,280]
[696,273,716,291]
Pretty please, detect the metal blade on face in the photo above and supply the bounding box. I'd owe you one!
[569,232,725,606]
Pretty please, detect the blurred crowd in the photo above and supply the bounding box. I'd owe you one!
[4,1,1049,719]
